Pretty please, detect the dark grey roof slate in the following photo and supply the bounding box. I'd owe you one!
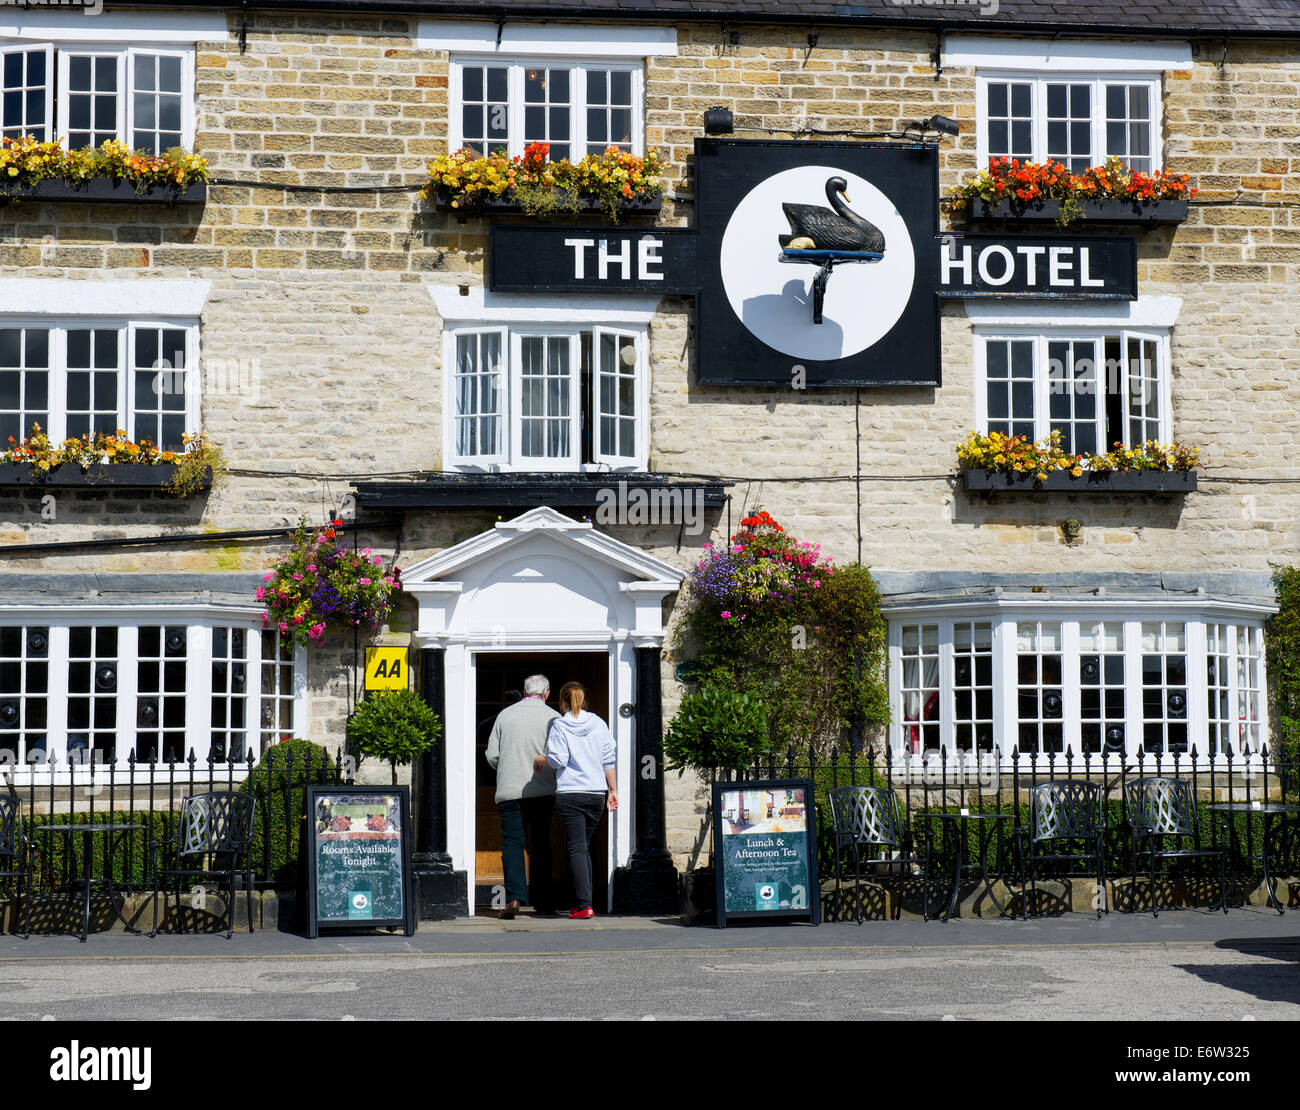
[112,0,1300,35]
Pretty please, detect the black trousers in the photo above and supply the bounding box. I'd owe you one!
[556,792,606,911]
[498,795,555,910]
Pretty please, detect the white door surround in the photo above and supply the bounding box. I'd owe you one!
[401,507,684,913]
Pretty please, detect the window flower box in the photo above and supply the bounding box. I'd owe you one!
[424,143,663,223]
[8,178,207,205]
[0,137,208,206]
[964,469,1197,494]
[0,462,211,490]
[965,197,1187,226]
[954,158,1194,229]
[430,185,661,219]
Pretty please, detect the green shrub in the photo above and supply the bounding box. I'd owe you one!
[1267,566,1300,763]
[346,689,441,785]
[665,682,770,774]
[239,739,337,886]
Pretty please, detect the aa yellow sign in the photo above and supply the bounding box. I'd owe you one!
[365,646,408,691]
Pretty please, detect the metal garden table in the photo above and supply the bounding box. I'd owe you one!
[32,823,146,941]
[1205,802,1300,915]
[917,810,1014,922]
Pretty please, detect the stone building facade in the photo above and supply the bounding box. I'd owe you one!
[0,0,1297,914]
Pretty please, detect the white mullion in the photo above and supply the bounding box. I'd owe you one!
[509,330,524,465]
[186,622,213,764]
[1157,331,1173,443]
[1091,76,1104,167]
[1122,620,1142,764]
[1254,625,1269,763]
[973,336,989,431]
[448,60,464,151]
[45,625,69,771]
[565,332,580,468]
[993,618,1015,766]
[186,322,200,442]
[115,325,128,436]
[887,624,902,761]
[48,325,68,443]
[1186,619,1209,762]
[124,324,138,441]
[1088,336,1106,457]
[1033,335,1050,442]
[938,619,955,756]
[508,63,524,158]
[1061,620,1081,757]
[115,624,139,767]
[1150,76,1164,171]
[1032,78,1048,164]
[572,64,587,157]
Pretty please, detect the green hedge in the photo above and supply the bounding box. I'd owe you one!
[239,739,339,886]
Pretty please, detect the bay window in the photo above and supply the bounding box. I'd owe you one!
[1,42,193,153]
[0,318,197,449]
[450,57,643,159]
[888,607,1270,766]
[0,612,305,776]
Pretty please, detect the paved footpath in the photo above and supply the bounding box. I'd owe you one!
[2,909,1298,1021]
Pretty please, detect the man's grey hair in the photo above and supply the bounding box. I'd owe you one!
[523,674,550,697]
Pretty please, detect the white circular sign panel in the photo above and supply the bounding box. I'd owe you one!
[719,165,916,362]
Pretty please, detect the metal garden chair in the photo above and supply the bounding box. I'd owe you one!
[150,791,257,939]
[1124,777,1228,916]
[827,785,932,922]
[0,796,33,938]
[1015,780,1107,919]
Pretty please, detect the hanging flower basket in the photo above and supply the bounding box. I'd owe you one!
[258,520,401,647]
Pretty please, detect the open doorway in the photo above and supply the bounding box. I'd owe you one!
[473,651,611,911]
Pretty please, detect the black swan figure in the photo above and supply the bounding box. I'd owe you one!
[779,176,885,254]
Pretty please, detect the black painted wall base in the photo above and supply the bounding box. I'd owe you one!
[414,865,468,920]
[612,855,681,916]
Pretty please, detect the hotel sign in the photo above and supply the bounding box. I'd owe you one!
[487,138,1138,388]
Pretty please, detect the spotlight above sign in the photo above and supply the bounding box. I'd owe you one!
[485,139,1138,388]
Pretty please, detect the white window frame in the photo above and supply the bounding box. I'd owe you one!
[15,41,197,151]
[0,43,54,141]
[448,56,645,160]
[0,316,200,449]
[887,604,1273,771]
[973,326,1172,453]
[0,608,307,782]
[441,321,650,473]
[976,71,1164,173]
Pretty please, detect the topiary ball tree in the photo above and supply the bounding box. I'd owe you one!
[664,681,770,775]
[346,689,441,785]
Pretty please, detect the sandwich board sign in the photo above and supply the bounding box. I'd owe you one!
[712,778,819,927]
[306,785,415,937]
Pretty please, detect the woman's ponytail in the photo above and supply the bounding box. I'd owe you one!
[559,681,586,719]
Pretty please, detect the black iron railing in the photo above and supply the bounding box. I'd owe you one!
[10,747,346,895]
[704,744,1300,921]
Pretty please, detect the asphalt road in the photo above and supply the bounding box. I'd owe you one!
[5,910,1299,1022]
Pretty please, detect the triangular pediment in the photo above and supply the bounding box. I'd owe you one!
[401,506,684,588]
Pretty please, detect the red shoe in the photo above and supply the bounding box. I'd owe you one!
[568,906,594,920]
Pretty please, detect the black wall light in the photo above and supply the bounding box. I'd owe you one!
[703,107,734,135]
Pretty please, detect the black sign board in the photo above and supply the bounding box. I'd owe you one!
[487,139,1144,388]
[712,778,819,928]
[306,785,415,937]
[938,233,1137,299]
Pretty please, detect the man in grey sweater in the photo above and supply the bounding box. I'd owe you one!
[485,674,559,918]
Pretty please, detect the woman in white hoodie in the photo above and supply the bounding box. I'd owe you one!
[533,681,618,919]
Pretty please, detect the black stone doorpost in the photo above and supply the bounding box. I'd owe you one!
[413,645,467,919]
[614,643,679,913]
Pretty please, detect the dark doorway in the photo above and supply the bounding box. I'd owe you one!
[473,651,611,911]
